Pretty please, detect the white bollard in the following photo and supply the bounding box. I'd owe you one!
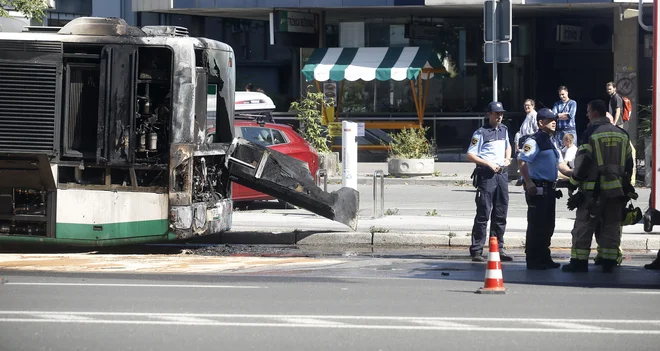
[342,121,358,190]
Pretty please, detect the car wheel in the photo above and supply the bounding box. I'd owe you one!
[278,199,298,209]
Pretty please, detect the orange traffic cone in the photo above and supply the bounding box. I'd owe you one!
[476,236,506,294]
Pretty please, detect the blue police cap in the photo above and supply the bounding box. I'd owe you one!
[487,101,506,112]
[536,108,557,121]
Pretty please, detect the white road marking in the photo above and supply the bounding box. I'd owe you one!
[0,312,657,335]
[5,283,265,289]
[0,318,656,335]
[628,291,660,295]
[154,316,218,324]
[277,318,345,326]
[535,322,610,330]
[31,314,92,321]
[411,320,474,328]
[1,312,659,324]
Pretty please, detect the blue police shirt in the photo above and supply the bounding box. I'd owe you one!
[467,125,510,166]
[519,131,563,181]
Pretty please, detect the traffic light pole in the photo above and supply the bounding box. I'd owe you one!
[492,0,498,102]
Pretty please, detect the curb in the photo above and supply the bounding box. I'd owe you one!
[222,230,660,250]
[326,177,526,186]
[327,176,472,186]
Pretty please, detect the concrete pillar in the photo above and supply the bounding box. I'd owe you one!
[613,8,639,144]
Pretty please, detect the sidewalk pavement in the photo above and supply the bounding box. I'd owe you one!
[228,211,660,251]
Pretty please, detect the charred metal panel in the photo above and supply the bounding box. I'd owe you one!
[0,62,60,154]
[194,67,208,145]
[169,40,195,144]
[169,144,193,206]
[97,45,137,165]
[226,138,359,230]
[205,48,234,143]
[0,154,56,190]
[169,198,232,239]
[0,40,63,63]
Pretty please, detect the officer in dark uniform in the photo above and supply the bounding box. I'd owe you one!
[519,108,573,270]
[467,102,513,262]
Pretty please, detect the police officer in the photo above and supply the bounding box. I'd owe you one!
[518,108,573,270]
[467,102,513,262]
[563,99,634,273]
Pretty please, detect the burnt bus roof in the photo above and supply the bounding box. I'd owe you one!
[0,17,233,52]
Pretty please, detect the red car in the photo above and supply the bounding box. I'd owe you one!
[208,120,319,204]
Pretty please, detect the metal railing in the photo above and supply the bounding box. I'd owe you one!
[373,170,385,218]
[316,169,328,192]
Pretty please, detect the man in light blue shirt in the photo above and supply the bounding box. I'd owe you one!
[467,101,513,262]
[552,85,578,146]
[519,108,573,270]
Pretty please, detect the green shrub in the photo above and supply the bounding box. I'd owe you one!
[388,127,433,159]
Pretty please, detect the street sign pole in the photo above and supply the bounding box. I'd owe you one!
[491,0,498,102]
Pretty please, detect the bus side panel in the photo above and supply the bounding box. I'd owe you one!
[55,189,169,240]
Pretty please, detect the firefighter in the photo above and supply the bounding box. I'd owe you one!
[563,100,634,273]
[467,102,513,262]
[519,108,573,270]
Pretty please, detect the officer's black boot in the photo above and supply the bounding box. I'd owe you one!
[544,257,561,269]
[499,250,513,262]
[561,259,588,273]
[644,251,660,270]
[602,259,617,273]
[471,251,485,262]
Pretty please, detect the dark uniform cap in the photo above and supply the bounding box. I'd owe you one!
[487,101,506,112]
[536,108,557,121]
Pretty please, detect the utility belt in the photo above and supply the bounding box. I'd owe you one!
[475,165,506,175]
[525,179,562,198]
[471,165,506,188]
[532,179,557,189]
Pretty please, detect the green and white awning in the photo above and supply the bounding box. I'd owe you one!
[301,46,446,82]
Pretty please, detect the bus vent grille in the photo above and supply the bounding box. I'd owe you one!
[0,40,62,53]
[0,62,58,154]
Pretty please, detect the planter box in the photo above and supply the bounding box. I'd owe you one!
[387,158,434,176]
[318,152,341,177]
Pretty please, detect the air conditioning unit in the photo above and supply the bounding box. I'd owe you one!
[556,25,582,43]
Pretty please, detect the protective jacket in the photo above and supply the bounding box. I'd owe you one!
[569,117,633,198]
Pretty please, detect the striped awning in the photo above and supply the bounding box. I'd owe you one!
[301,47,446,82]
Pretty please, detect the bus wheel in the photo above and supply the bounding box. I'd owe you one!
[644,213,654,233]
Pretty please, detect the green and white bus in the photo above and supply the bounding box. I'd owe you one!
[0,17,358,247]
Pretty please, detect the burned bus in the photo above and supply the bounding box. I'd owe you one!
[0,17,358,246]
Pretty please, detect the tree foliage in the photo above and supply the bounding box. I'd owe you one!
[0,0,48,21]
[289,86,332,154]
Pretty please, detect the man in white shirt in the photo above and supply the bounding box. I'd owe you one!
[515,99,538,185]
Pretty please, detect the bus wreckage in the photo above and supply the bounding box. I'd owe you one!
[0,17,358,247]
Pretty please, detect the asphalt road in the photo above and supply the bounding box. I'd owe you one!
[2,251,659,351]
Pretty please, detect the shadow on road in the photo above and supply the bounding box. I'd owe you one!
[406,259,660,290]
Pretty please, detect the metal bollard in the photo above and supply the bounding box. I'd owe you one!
[373,170,385,218]
[316,168,328,192]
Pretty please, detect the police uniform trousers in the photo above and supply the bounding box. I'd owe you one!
[524,181,556,264]
[571,194,625,261]
[470,168,509,254]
